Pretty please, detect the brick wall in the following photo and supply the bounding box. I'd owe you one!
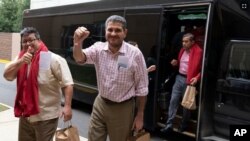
[0,33,20,61]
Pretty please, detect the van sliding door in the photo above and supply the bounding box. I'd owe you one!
[124,7,163,130]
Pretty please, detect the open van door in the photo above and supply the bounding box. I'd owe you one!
[125,7,163,131]
[154,2,211,138]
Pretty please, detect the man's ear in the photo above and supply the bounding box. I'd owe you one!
[124,29,128,36]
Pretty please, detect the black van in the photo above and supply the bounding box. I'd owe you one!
[22,0,250,140]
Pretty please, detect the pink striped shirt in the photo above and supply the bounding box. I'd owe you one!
[83,41,148,102]
[179,50,190,75]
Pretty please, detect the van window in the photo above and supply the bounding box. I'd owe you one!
[223,41,250,95]
[228,43,250,79]
[217,41,250,95]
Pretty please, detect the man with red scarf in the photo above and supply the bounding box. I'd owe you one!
[3,27,74,141]
[161,33,203,133]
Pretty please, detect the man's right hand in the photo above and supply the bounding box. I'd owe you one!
[170,59,178,66]
[21,52,33,64]
[73,26,90,46]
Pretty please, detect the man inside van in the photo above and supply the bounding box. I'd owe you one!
[161,33,202,133]
[73,15,148,141]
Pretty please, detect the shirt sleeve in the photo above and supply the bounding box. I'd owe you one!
[134,51,149,96]
[50,54,74,87]
[83,42,103,64]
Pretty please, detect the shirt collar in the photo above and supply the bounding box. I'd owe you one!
[118,41,127,54]
[102,41,127,55]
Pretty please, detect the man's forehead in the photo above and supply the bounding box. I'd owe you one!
[183,36,190,40]
[22,33,35,38]
[107,21,123,26]
[106,22,125,31]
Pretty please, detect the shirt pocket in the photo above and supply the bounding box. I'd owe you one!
[117,67,133,83]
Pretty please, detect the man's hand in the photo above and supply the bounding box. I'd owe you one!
[21,52,33,64]
[20,47,35,64]
[147,65,156,72]
[190,77,198,86]
[61,105,72,122]
[170,59,178,66]
[132,113,144,132]
[73,26,90,46]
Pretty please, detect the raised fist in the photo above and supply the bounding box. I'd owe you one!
[73,26,90,45]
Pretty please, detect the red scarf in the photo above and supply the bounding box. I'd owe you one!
[15,41,48,117]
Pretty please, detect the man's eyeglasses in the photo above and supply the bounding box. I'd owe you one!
[22,38,37,44]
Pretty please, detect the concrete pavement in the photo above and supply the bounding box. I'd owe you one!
[0,103,19,141]
[0,103,88,141]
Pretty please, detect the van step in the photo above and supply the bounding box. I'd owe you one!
[157,113,197,138]
[157,122,196,138]
[175,115,197,124]
[202,136,229,141]
[175,115,197,134]
[173,127,196,138]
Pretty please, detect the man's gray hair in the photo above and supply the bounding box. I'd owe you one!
[105,15,127,30]
[20,27,41,39]
[183,33,195,41]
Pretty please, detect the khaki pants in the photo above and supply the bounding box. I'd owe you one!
[88,95,135,141]
[18,117,58,141]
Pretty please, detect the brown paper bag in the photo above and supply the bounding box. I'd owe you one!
[55,121,80,141]
[127,130,150,141]
[181,85,197,110]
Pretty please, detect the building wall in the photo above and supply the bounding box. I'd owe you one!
[11,33,21,60]
[30,0,99,9]
[0,33,20,61]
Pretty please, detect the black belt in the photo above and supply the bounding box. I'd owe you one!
[101,96,134,104]
[178,72,187,77]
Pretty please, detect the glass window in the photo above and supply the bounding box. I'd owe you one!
[228,43,250,79]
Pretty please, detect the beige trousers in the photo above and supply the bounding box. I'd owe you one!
[18,117,58,141]
[88,95,135,141]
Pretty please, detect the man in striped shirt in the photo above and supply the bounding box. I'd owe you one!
[73,15,148,141]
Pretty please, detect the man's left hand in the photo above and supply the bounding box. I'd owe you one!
[132,113,144,132]
[190,77,198,86]
[61,105,72,121]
